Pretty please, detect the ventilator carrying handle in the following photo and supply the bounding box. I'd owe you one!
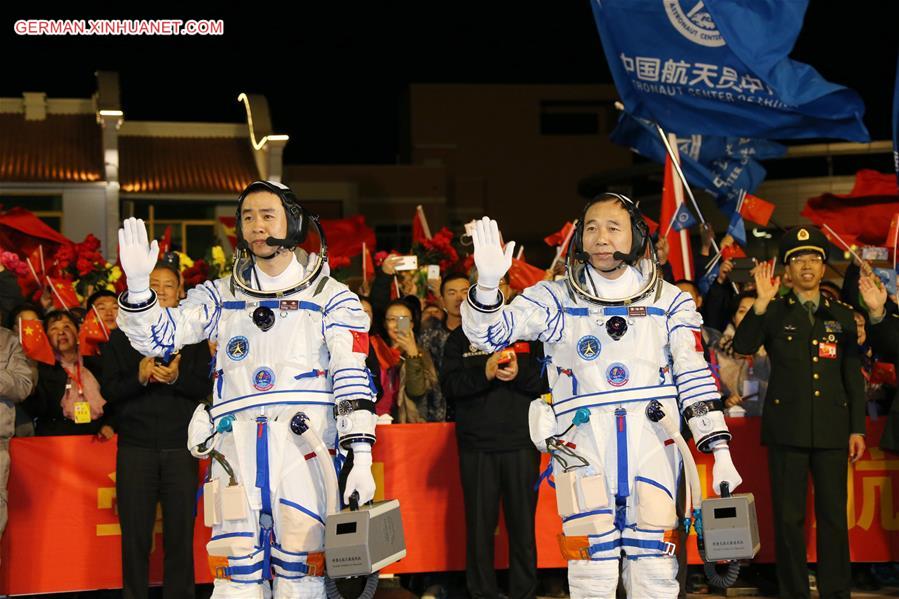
[348,491,360,512]
[719,482,731,498]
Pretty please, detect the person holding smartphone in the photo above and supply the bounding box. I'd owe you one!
[370,297,437,423]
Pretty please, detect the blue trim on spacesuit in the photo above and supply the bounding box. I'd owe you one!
[279,498,325,525]
[615,408,629,501]
[255,417,273,581]
[561,508,613,523]
[634,476,673,500]
[554,394,678,418]
[552,384,677,409]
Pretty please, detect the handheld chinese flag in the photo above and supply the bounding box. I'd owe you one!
[508,257,546,291]
[739,193,775,227]
[45,276,79,310]
[412,205,432,246]
[79,307,110,357]
[19,318,54,364]
[158,225,172,256]
[362,242,375,285]
[660,141,694,281]
[544,222,575,250]
[642,214,659,237]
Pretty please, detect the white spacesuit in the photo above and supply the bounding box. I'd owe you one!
[116,181,378,599]
[462,195,742,598]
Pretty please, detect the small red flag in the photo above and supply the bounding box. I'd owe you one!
[412,205,432,246]
[45,276,79,311]
[508,258,546,292]
[19,318,54,364]
[739,193,775,227]
[79,308,110,357]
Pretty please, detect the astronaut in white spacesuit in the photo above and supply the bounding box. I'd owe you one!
[462,194,743,598]
[116,180,378,599]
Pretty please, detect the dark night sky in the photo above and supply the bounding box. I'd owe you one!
[2,2,897,165]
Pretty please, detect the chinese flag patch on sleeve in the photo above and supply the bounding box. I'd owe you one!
[692,329,704,353]
[350,330,369,354]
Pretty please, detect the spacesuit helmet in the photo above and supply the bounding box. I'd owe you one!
[232,180,328,298]
[564,193,661,306]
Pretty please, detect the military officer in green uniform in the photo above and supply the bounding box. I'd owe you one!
[732,226,866,599]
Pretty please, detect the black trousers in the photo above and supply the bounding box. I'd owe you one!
[458,446,540,599]
[116,445,198,599]
[767,445,851,599]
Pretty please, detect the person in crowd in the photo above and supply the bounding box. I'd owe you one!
[418,273,470,422]
[860,274,899,453]
[0,315,37,546]
[7,303,42,437]
[86,289,120,334]
[421,302,445,330]
[711,290,769,417]
[0,260,25,319]
[442,274,546,599]
[370,296,436,423]
[733,226,865,599]
[101,261,212,599]
[24,311,106,435]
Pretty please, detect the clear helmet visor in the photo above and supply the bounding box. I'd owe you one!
[232,218,327,297]
[564,245,661,306]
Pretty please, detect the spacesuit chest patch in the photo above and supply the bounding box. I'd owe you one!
[252,367,276,391]
[606,362,629,387]
[226,336,249,361]
[577,335,601,361]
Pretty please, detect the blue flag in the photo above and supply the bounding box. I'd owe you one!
[669,202,698,233]
[893,53,899,188]
[591,0,869,141]
[698,261,720,295]
[726,211,747,246]
[610,111,781,210]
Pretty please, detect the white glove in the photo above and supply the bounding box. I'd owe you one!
[712,445,742,496]
[344,443,376,505]
[528,398,556,453]
[187,403,215,458]
[118,217,159,303]
[471,217,515,298]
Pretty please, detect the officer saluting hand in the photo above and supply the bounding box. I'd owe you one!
[733,226,865,599]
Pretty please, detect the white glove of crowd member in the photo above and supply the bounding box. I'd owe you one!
[711,445,743,496]
[118,217,159,303]
[187,403,215,458]
[344,442,377,505]
[528,398,556,453]
[471,217,515,302]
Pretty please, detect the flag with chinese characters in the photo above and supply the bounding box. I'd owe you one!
[590,0,869,141]
[19,318,54,365]
[610,111,781,210]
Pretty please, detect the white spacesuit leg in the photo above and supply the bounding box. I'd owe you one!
[207,429,267,599]
[270,419,329,599]
[621,553,679,599]
[568,558,619,599]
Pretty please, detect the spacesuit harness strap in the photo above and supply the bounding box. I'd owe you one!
[551,384,678,418]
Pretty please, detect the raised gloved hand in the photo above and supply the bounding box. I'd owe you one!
[528,397,556,453]
[118,217,159,303]
[187,403,215,458]
[344,443,376,505]
[471,217,515,291]
[712,445,743,495]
